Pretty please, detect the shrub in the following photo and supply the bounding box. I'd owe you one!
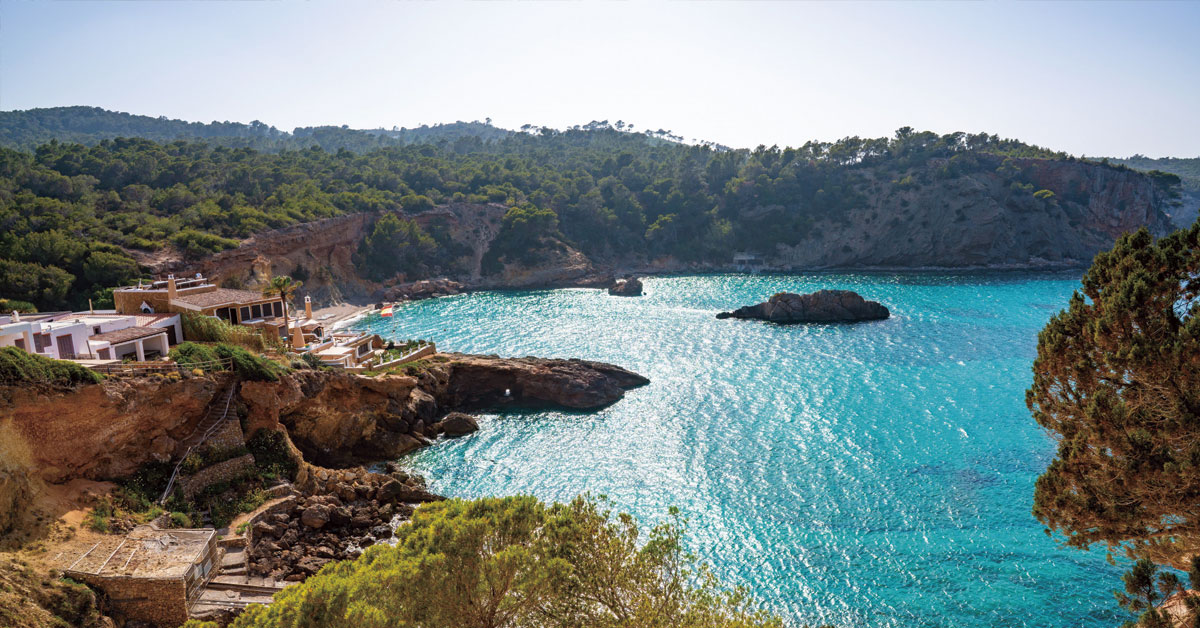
[0,298,37,313]
[214,344,287,382]
[247,429,298,480]
[180,312,267,352]
[229,495,782,628]
[1033,188,1056,200]
[171,229,239,259]
[0,347,101,387]
[169,341,219,367]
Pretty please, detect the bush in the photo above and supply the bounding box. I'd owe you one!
[180,312,267,352]
[0,347,101,387]
[247,429,297,480]
[169,341,219,367]
[214,344,287,382]
[229,495,782,628]
[0,298,37,313]
[171,229,239,259]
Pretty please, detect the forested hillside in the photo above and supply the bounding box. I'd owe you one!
[0,108,1182,312]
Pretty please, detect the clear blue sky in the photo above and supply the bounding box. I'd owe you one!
[2,1,1197,157]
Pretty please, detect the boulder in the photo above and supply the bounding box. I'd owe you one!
[300,504,330,529]
[716,290,889,323]
[437,412,480,437]
[608,276,643,296]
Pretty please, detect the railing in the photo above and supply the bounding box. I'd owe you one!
[373,341,436,370]
[88,358,233,377]
[159,382,238,505]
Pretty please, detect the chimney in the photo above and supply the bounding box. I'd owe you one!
[11,310,19,323]
[167,274,177,302]
[292,323,306,349]
[304,295,313,320]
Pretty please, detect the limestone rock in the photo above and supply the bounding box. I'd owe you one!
[717,290,889,323]
[437,412,479,436]
[607,276,644,296]
[300,504,330,529]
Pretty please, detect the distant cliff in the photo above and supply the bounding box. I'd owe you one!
[767,155,1174,269]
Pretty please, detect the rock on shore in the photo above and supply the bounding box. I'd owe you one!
[607,277,643,296]
[441,354,650,410]
[717,290,889,323]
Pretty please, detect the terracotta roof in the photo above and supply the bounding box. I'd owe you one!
[171,288,272,309]
[89,326,167,345]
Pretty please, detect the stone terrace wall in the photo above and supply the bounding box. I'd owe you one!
[181,454,256,500]
[204,418,246,453]
[71,574,187,627]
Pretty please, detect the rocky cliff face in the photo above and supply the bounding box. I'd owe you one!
[0,353,648,491]
[1,374,230,483]
[772,156,1174,269]
[242,354,649,467]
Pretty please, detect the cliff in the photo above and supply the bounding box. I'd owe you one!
[0,354,648,482]
[768,156,1174,269]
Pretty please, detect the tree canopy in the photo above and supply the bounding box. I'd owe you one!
[220,495,781,628]
[1027,218,1200,567]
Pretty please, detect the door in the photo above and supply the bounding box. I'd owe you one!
[165,326,177,346]
[55,335,75,359]
[98,348,111,360]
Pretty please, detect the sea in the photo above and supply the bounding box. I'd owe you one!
[350,273,1126,628]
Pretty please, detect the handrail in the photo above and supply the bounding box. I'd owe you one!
[158,382,238,505]
[88,357,233,377]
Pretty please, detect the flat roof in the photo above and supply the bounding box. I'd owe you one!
[89,326,167,345]
[66,527,214,579]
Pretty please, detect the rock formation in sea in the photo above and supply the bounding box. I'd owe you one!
[717,290,890,323]
[608,277,644,296]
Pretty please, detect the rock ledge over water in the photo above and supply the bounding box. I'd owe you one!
[716,290,889,323]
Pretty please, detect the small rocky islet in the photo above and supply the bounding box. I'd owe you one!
[716,289,890,323]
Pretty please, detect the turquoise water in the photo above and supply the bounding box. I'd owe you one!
[352,273,1124,628]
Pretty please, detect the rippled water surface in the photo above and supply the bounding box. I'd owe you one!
[353,273,1122,628]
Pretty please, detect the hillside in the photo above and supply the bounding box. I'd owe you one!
[1106,155,1200,226]
[0,108,1181,311]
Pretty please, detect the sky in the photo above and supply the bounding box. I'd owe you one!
[1,1,1198,157]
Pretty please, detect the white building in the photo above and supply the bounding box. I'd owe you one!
[0,311,182,362]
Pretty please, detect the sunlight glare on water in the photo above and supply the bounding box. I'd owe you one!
[353,273,1122,628]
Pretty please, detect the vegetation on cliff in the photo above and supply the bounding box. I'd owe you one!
[1027,218,1200,624]
[0,558,109,628]
[0,347,101,387]
[199,494,780,628]
[0,107,1177,310]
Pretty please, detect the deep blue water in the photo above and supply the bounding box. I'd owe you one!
[352,273,1124,628]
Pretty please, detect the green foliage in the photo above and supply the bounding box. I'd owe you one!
[355,213,436,281]
[1027,219,1200,565]
[180,312,267,351]
[0,347,101,387]
[0,115,1181,311]
[1033,188,1056,200]
[214,343,287,382]
[247,428,298,481]
[171,229,240,258]
[0,298,36,313]
[169,339,286,381]
[168,341,220,366]
[229,494,780,628]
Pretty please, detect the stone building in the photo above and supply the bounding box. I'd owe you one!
[64,526,219,627]
[113,274,287,336]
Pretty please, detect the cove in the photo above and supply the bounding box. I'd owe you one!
[352,273,1123,628]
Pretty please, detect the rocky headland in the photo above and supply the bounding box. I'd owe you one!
[717,290,890,323]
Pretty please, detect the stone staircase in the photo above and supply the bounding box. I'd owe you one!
[159,380,239,505]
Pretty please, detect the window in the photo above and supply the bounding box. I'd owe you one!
[251,304,262,319]
[33,334,49,352]
[239,307,250,321]
[273,302,283,318]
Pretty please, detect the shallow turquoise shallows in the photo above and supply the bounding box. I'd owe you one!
[352,273,1124,628]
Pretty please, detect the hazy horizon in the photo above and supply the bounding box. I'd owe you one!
[2,1,1198,158]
